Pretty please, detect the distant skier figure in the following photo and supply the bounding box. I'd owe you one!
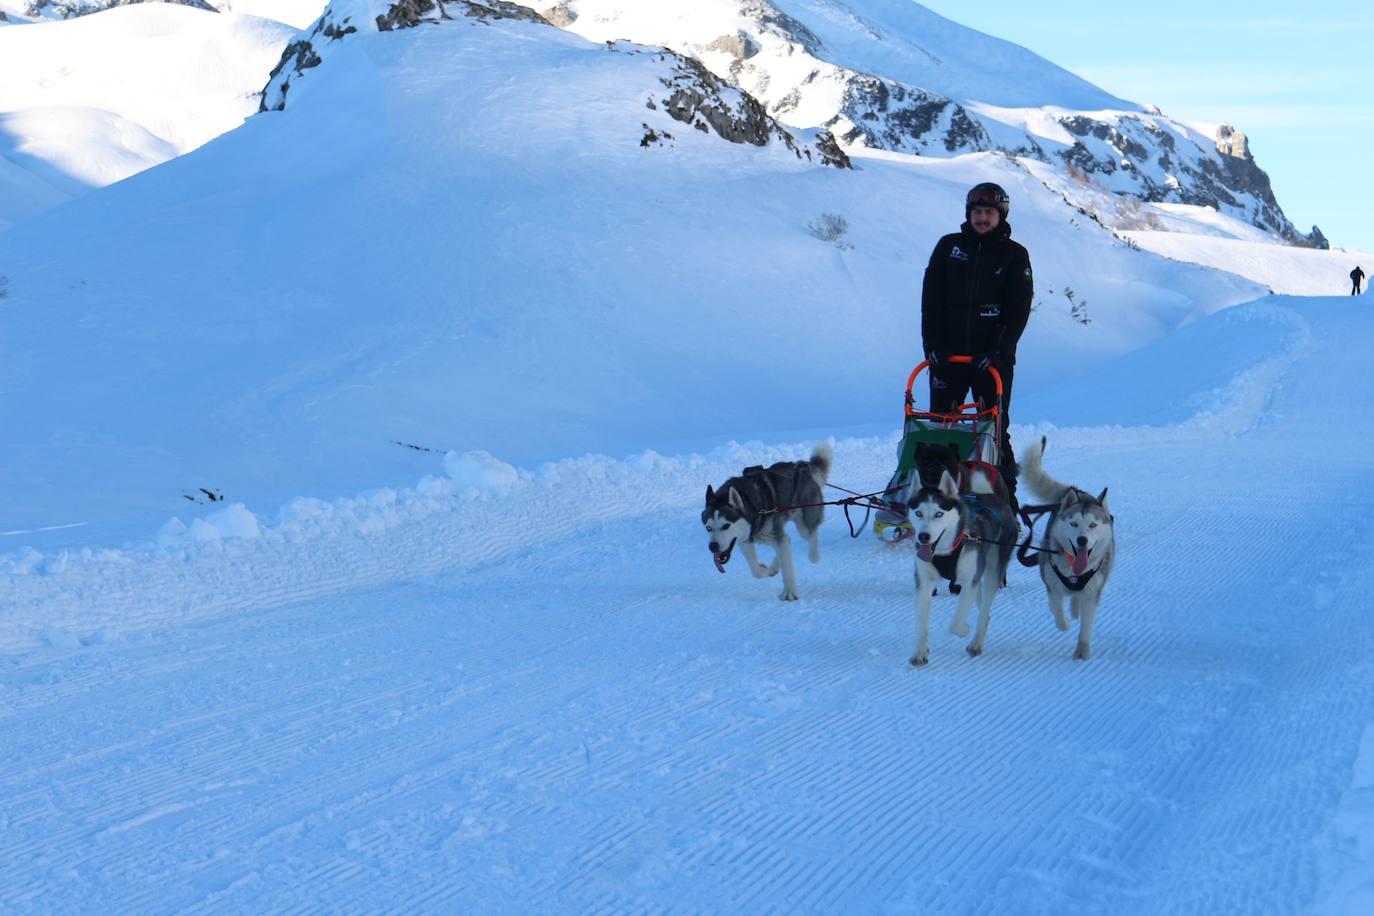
[1352,266,1365,295]
[921,182,1033,515]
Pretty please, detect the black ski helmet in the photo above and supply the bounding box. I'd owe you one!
[966,182,1010,220]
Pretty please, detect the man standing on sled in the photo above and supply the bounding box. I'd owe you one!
[921,181,1033,515]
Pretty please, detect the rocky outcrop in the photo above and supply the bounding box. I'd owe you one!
[658,55,781,147]
[701,31,760,62]
[539,1,574,27]
[833,74,1011,157]
[739,0,822,55]
[259,4,356,111]
[647,51,849,167]
[376,0,548,30]
[1045,114,1324,245]
[1297,225,1330,250]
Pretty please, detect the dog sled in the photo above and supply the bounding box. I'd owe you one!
[872,355,1005,543]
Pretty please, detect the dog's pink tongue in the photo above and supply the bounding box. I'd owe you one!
[713,554,728,574]
[916,544,935,562]
[1072,546,1092,575]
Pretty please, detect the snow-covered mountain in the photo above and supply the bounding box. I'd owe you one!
[261,0,848,167]
[538,0,1325,247]
[0,0,323,27]
[0,3,297,228]
[0,0,1330,251]
[0,0,1266,544]
[0,0,212,19]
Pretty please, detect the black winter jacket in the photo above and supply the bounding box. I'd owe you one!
[921,221,1033,365]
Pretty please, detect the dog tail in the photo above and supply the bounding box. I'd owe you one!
[964,463,997,495]
[808,441,833,486]
[1017,436,1073,503]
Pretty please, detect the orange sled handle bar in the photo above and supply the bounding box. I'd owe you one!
[904,355,1004,417]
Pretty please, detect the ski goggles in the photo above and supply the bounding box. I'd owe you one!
[966,188,1008,209]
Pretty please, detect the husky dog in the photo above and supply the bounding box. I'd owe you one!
[875,442,1009,541]
[702,443,832,601]
[908,469,1018,665]
[1018,437,1115,660]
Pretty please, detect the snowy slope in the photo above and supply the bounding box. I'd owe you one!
[1119,231,1374,297]
[209,0,324,27]
[3,293,1373,914]
[0,0,323,24]
[0,4,1261,548]
[0,4,298,227]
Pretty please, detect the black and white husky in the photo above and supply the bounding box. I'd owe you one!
[702,443,832,601]
[1018,437,1116,660]
[907,469,1018,665]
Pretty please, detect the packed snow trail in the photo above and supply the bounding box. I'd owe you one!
[3,296,1373,913]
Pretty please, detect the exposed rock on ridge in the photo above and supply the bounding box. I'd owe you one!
[259,1,848,169]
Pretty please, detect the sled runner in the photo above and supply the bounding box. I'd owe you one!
[873,355,1005,542]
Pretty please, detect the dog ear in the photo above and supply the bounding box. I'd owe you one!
[1097,487,1109,508]
[727,487,745,511]
[938,470,959,499]
[1061,488,1080,508]
[705,484,715,503]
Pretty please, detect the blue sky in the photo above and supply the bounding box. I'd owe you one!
[917,0,1374,256]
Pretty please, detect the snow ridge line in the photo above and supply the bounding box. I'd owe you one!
[0,439,870,655]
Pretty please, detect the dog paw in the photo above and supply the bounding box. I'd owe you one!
[778,591,799,602]
[949,621,970,638]
[1074,644,1091,661]
[809,551,820,564]
[1053,616,1069,632]
[966,644,983,658]
[909,652,929,667]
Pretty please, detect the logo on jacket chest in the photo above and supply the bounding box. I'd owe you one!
[949,245,970,261]
[979,305,1001,318]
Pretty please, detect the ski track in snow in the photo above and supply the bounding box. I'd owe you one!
[3,298,1374,912]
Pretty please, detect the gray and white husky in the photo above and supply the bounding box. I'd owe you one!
[702,443,832,601]
[907,469,1018,666]
[1018,437,1115,660]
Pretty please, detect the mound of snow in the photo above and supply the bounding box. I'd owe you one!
[0,3,297,226]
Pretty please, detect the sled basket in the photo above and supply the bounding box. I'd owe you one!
[873,356,1004,542]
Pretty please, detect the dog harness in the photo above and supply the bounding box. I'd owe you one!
[1051,547,1100,592]
[929,530,967,583]
[926,494,1015,590]
[735,464,780,542]
[737,463,812,542]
